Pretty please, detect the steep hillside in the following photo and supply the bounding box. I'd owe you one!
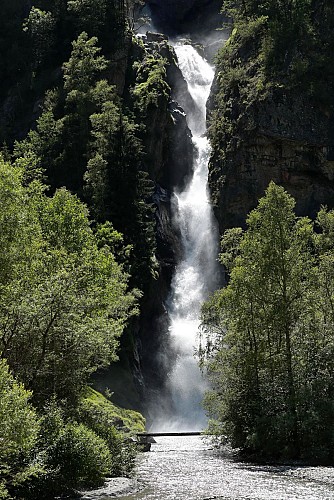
[208,0,334,231]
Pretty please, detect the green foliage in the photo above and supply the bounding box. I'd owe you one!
[40,187,91,252]
[84,153,109,217]
[0,360,39,462]
[78,388,144,476]
[201,183,334,461]
[23,7,55,69]
[132,55,170,112]
[0,156,143,495]
[0,158,138,406]
[219,0,334,95]
[67,0,109,35]
[67,0,126,50]
[0,4,153,497]
[46,423,111,487]
[13,31,157,293]
[81,387,145,434]
[0,483,10,500]
[63,32,107,104]
[0,359,40,500]
[0,157,42,284]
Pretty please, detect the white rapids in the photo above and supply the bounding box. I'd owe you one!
[152,43,220,431]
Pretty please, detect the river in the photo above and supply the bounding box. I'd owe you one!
[116,436,334,500]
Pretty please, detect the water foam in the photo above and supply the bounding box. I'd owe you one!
[152,43,220,432]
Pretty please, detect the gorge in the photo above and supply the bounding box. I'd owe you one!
[1,1,334,498]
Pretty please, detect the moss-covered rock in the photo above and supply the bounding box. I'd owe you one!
[80,387,145,435]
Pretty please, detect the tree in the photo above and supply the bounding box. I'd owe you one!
[63,32,107,104]
[67,0,108,36]
[201,182,330,460]
[0,158,139,406]
[67,0,127,51]
[0,359,39,499]
[0,156,42,286]
[23,7,55,69]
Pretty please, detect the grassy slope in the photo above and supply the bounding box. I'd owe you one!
[82,387,146,434]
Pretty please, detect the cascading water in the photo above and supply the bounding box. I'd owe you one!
[152,43,220,431]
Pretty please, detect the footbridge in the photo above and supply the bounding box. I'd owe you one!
[137,431,202,437]
[136,431,203,451]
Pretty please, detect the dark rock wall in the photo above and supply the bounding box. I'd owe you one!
[209,87,334,232]
[96,32,195,411]
[131,33,194,191]
[135,35,194,407]
[146,0,223,35]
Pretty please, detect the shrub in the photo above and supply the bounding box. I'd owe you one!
[78,389,139,476]
[0,359,39,463]
[46,423,111,488]
[0,359,40,499]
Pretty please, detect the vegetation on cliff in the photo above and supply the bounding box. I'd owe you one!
[208,0,334,227]
[201,182,334,462]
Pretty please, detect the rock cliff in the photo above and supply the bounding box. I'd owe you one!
[133,34,194,407]
[208,6,334,232]
[209,87,334,231]
[146,0,223,34]
[96,32,195,410]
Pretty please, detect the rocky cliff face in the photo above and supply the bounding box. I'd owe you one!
[209,87,334,231]
[146,0,222,33]
[133,33,194,191]
[98,32,195,410]
[208,5,334,233]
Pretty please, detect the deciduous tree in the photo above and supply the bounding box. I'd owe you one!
[201,183,334,461]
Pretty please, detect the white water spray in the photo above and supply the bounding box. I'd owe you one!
[153,44,220,431]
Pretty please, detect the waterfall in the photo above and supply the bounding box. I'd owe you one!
[152,43,220,431]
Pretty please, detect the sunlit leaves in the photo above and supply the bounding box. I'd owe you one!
[0,158,138,406]
[23,7,55,68]
[63,32,107,102]
[0,359,39,461]
[201,183,334,460]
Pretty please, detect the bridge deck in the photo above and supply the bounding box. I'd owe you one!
[137,431,203,437]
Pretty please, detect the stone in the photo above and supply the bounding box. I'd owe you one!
[80,478,137,499]
[145,31,168,43]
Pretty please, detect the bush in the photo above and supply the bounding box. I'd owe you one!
[0,358,39,464]
[46,423,111,488]
[78,389,139,476]
[10,400,114,499]
[0,359,40,499]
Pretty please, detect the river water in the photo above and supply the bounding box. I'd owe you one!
[116,436,334,500]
